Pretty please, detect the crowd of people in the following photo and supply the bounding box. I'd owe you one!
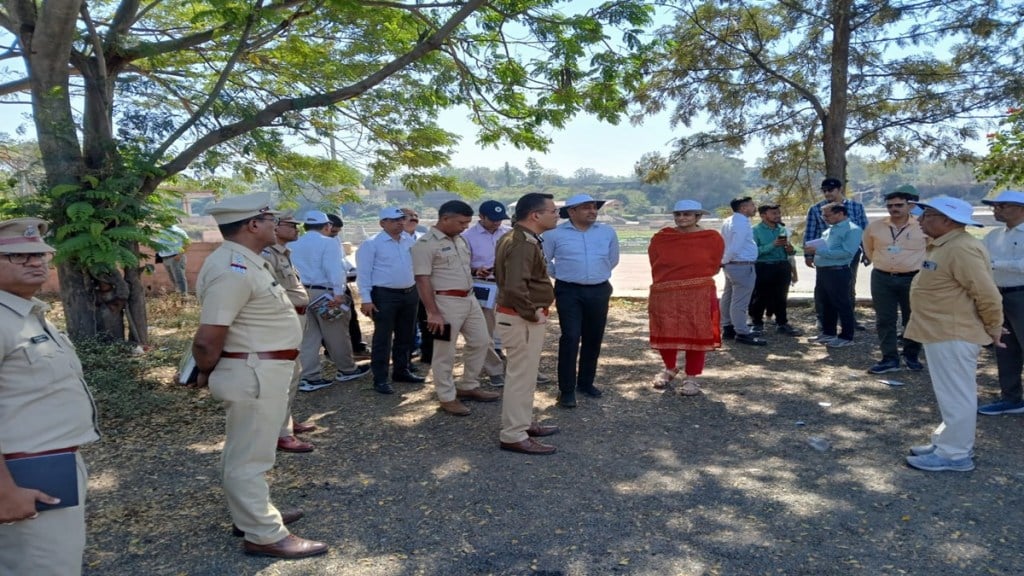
[2,182,1023,570]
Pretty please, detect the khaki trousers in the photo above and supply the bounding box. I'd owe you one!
[480,306,506,377]
[209,358,292,545]
[495,311,547,443]
[431,295,490,402]
[280,314,306,437]
[924,340,981,460]
[299,288,356,379]
[0,452,88,576]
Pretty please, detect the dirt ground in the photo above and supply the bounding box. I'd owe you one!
[81,297,1024,575]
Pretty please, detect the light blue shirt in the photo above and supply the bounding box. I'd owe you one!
[355,231,416,302]
[288,230,346,294]
[541,221,620,284]
[814,219,864,268]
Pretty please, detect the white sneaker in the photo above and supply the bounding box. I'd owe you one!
[299,379,334,392]
[826,338,855,348]
[336,365,370,382]
[811,334,836,344]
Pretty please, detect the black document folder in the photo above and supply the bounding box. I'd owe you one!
[6,451,79,511]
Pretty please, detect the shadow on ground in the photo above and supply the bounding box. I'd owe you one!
[82,297,1024,575]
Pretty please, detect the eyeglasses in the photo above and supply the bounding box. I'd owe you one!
[886,203,907,208]
[4,253,51,265]
[253,216,280,225]
[276,221,298,228]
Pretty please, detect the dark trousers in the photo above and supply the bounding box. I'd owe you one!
[369,286,419,384]
[415,301,435,363]
[346,285,366,352]
[750,261,792,326]
[996,290,1024,402]
[818,267,855,340]
[815,250,861,322]
[554,280,613,393]
[870,269,922,361]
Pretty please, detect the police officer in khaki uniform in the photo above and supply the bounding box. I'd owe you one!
[192,193,327,559]
[411,201,501,416]
[0,218,99,576]
[495,193,561,455]
[261,212,316,453]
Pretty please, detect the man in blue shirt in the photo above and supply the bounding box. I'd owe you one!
[542,194,620,408]
[804,202,864,347]
[804,178,869,329]
[356,207,424,394]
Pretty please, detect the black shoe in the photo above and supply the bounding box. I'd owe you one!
[578,385,603,398]
[903,355,924,372]
[776,324,803,336]
[392,371,426,384]
[855,322,867,331]
[722,326,737,339]
[749,324,765,335]
[734,333,767,346]
[373,382,395,395]
[557,392,577,408]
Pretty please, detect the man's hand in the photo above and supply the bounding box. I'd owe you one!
[360,303,377,318]
[772,237,788,247]
[533,308,548,324]
[426,311,447,333]
[0,485,55,523]
[329,294,344,307]
[803,254,816,268]
[992,329,1007,348]
[193,371,210,389]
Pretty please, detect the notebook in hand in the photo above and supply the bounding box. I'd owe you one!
[6,451,79,511]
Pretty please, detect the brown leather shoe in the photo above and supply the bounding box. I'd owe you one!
[292,421,316,434]
[233,508,304,536]
[500,437,557,455]
[439,399,471,416]
[277,436,315,453]
[243,534,328,559]
[456,387,501,402]
[526,422,560,437]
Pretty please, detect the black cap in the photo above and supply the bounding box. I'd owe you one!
[821,178,843,190]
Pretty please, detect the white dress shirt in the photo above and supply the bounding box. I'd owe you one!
[984,222,1024,287]
[720,212,758,264]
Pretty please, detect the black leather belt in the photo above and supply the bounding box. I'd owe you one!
[304,284,330,290]
[373,285,416,294]
[999,285,1024,294]
[555,280,610,287]
[817,265,849,270]
[874,269,917,277]
[756,261,791,265]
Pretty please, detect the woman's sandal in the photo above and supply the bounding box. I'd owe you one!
[678,379,702,396]
[653,368,679,390]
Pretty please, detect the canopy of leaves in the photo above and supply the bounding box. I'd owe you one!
[631,0,1024,192]
[976,108,1024,188]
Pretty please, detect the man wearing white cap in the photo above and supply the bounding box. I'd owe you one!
[978,190,1024,416]
[0,218,99,575]
[192,192,327,557]
[289,210,369,391]
[902,196,1003,472]
[357,207,423,394]
[542,193,620,408]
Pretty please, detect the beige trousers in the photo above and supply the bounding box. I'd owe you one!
[430,295,490,402]
[209,358,292,545]
[495,311,547,443]
[924,340,981,460]
[280,315,306,438]
[0,452,88,576]
[299,288,355,379]
[480,306,506,377]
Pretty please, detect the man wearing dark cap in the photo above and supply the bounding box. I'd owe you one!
[462,200,514,386]
[0,218,99,575]
[542,193,620,408]
[192,192,326,558]
[862,185,926,374]
[803,178,869,328]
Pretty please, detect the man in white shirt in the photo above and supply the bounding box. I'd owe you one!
[720,196,766,345]
[979,190,1024,416]
[289,210,369,391]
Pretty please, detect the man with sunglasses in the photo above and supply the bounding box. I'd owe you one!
[0,218,99,575]
[804,178,869,329]
[978,190,1024,416]
[862,185,927,374]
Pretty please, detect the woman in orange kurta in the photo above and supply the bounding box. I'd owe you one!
[648,200,725,396]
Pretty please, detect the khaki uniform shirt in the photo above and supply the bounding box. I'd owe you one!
[196,241,301,352]
[863,217,927,273]
[0,292,99,455]
[904,229,1003,345]
[261,243,309,309]
[411,228,474,291]
[494,226,555,322]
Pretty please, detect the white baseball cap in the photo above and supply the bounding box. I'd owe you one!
[672,200,710,214]
[910,196,981,227]
[981,190,1024,207]
[303,210,329,225]
[378,207,406,220]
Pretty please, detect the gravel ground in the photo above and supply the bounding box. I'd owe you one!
[82,298,1024,575]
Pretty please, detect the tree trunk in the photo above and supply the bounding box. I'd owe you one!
[823,0,852,181]
[57,262,148,345]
